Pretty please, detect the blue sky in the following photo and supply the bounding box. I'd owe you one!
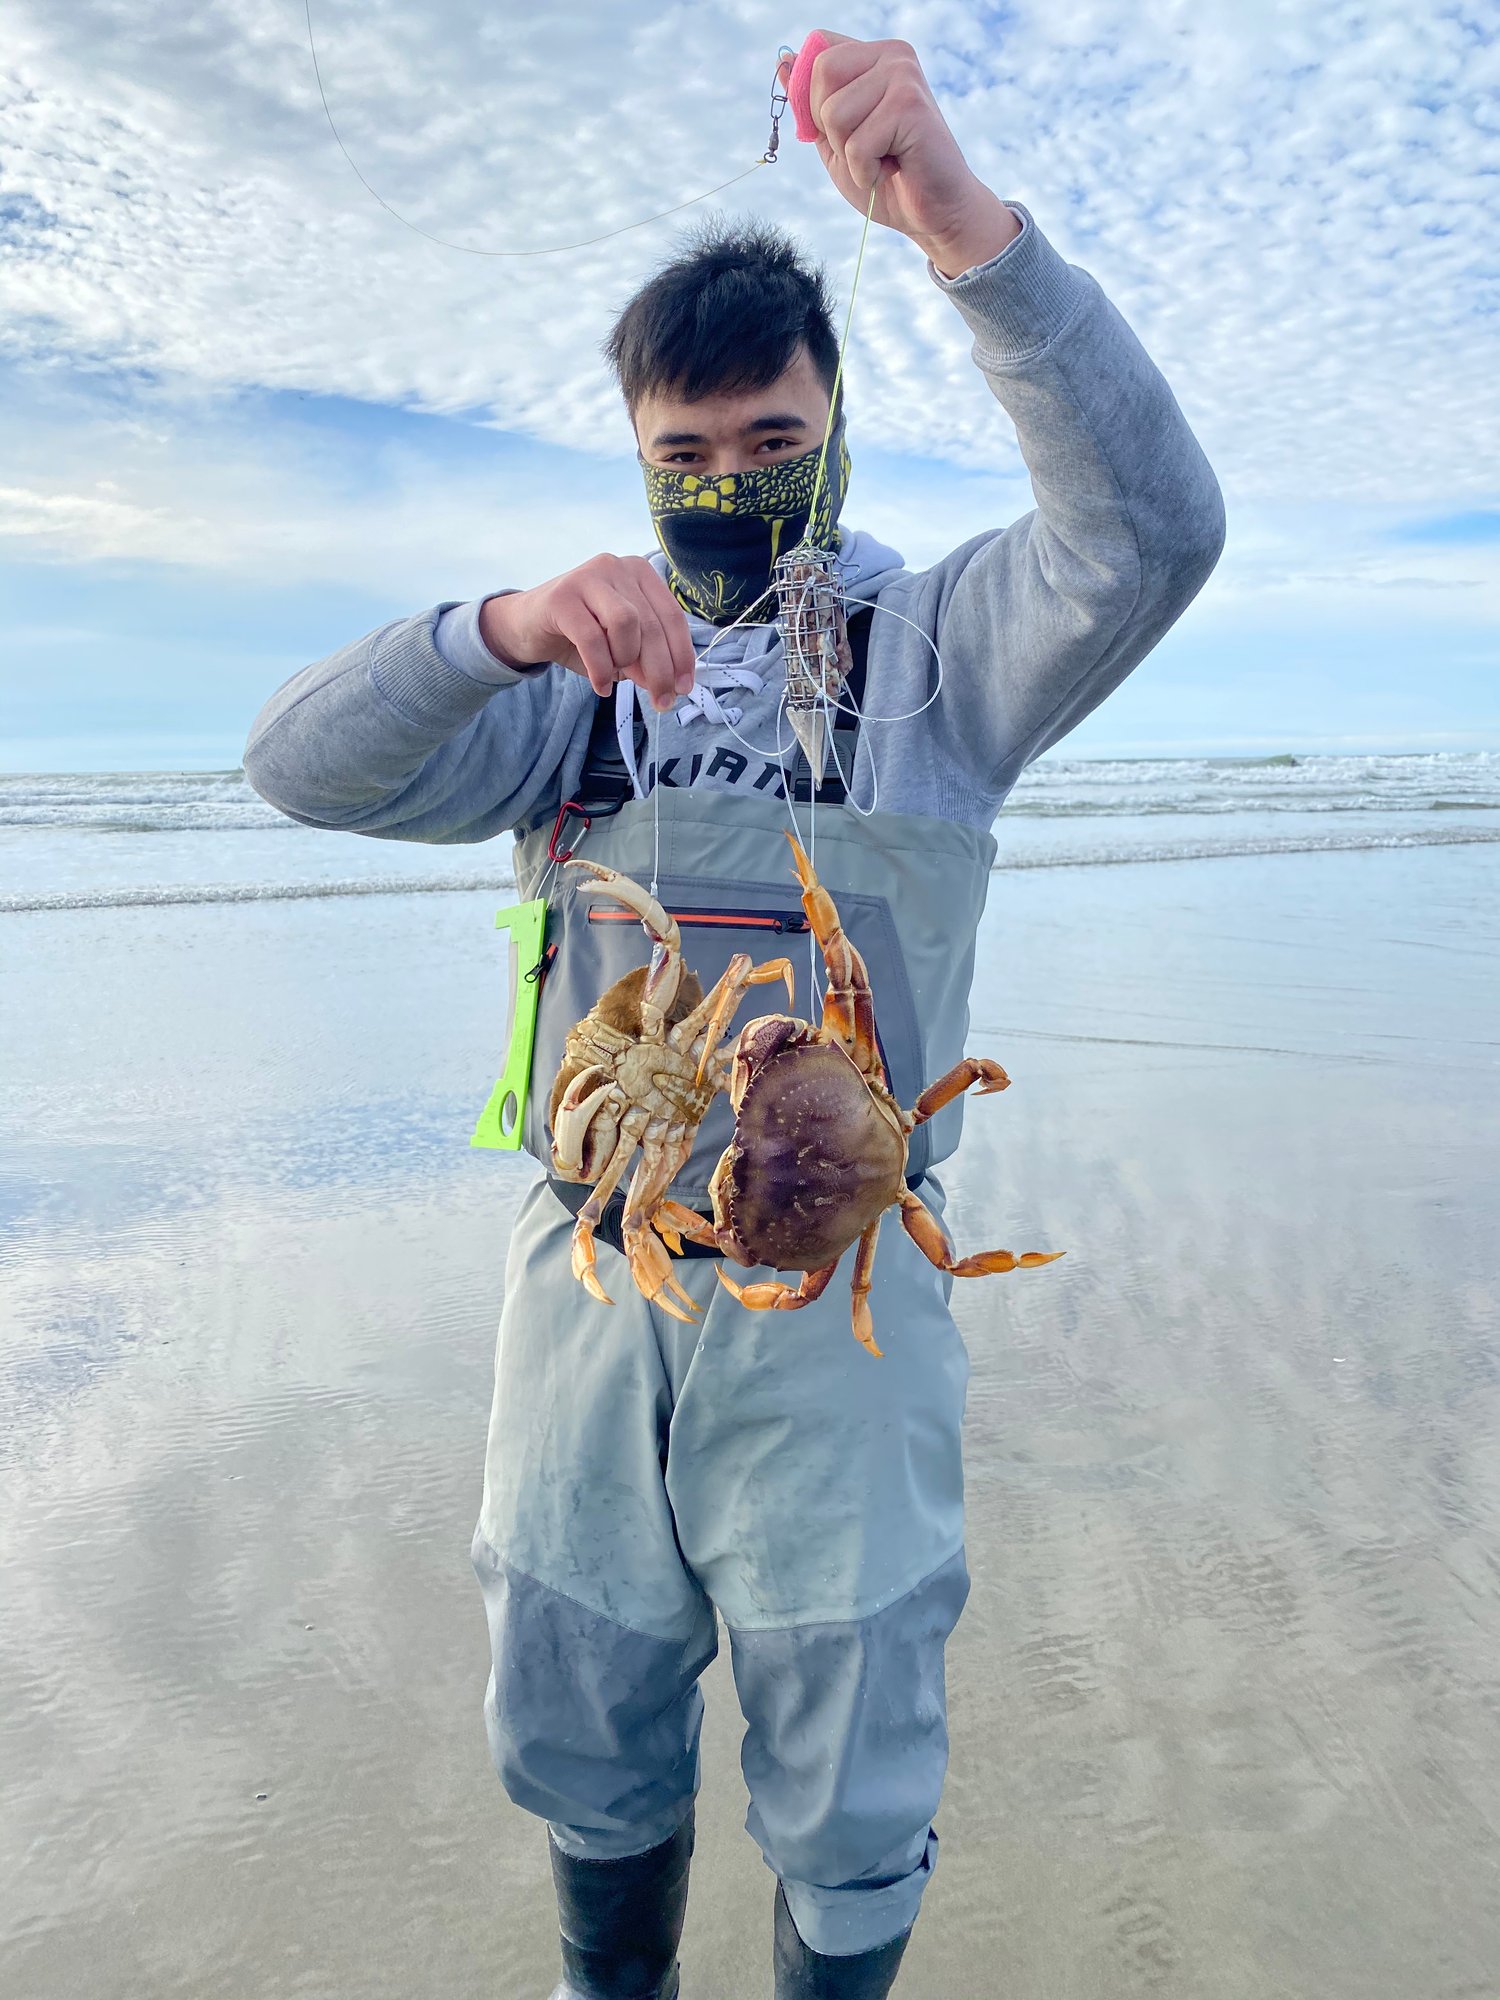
[2,0,1497,770]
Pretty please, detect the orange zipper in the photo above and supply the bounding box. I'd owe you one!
[587,907,809,934]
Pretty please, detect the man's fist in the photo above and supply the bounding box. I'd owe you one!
[781,32,1019,277]
[479,556,696,711]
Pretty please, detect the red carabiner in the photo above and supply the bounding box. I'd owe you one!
[548,800,590,865]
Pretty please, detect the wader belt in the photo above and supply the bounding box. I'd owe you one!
[546,1178,721,1259]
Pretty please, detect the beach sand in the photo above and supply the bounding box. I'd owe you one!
[3,841,1498,1998]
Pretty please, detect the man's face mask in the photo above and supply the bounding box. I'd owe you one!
[641,408,850,626]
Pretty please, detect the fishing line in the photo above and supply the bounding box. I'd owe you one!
[813,604,946,820]
[650,706,663,899]
[779,175,877,913]
[691,590,948,802]
[305,0,786,256]
[830,599,947,725]
[803,180,879,534]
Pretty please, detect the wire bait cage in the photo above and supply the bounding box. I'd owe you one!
[773,544,851,787]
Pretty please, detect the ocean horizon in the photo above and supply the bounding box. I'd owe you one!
[4,749,1498,915]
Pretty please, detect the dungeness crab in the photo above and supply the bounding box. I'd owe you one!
[656,834,1063,1356]
[550,860,793,1322]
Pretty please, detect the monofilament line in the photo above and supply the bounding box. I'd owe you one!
[305,0,768,258]
[791,176,879,973]
[650,707,663,900]
[803,180,880,536]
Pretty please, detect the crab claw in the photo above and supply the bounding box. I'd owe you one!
[551,1071,616,1178]
[567,860,684,1029]
[566,860,680,955]
[717,1262,838,1314]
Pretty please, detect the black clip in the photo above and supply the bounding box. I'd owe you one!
[524,940,558,989]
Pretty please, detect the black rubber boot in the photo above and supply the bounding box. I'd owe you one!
[547,1811,693,2000]
[773,1883,912,1998]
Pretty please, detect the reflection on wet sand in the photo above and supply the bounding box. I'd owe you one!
[3,844,1498,1998]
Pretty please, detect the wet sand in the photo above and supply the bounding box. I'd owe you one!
[3,843,1499,1998]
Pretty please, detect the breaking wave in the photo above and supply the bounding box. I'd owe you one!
[5,824,1498,914]
[4,751,1499,831]
[0,771,288,832]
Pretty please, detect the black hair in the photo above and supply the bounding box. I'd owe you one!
[604,220,840,414]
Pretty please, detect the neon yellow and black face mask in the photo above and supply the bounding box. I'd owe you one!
[641,411,851,626]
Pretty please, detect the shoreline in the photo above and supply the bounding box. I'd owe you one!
[4,839,1498,1997]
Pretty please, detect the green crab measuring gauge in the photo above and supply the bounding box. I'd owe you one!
[471,898,548,1151]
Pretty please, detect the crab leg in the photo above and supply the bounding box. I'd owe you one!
[620,1139,703,1323]
[675,954,796,1085]
[717,1261,840,1315]
[674,955,795,1045]
[849,1219,884,1358]
[907,1057,1012,1131]
[567,860,684,1033]
[569,1127,640,1307]
[783,833,885,1084]
[653,1200,723,1254]
[896,1185,1064,1278]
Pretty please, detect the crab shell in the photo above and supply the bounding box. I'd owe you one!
[708,1015,908,1272]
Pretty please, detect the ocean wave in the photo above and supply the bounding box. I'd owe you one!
[1005,749,1500,818]
[993,825,1500,871]
[0,771,289,832]
[0,807,297,831]
[1,875,515,914]
[6,824,1498,914]
[5,751,1500,831]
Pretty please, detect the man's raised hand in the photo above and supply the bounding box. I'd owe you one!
[478,556,696,711]
[782,32,1020,278]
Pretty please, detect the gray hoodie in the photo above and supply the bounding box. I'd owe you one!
[244,208,1225,837]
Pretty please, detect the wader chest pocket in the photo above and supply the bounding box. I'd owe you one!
[586,906,810,936]
[527,874,931,1195]
[589,903,897,1095]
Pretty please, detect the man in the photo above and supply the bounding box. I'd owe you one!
[246,31,1223,2000]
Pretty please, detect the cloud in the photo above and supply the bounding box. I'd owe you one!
[0,370,652,599]
[3,0,1497,511]
[2,0,1498,773]
[0,480,180,552]
[1200,497,1500,620]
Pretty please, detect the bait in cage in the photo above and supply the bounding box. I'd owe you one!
[774,544,854,788]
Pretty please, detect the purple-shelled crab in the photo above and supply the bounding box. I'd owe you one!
[656,834,1064,1356]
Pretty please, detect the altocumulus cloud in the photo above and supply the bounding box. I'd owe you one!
[4,0,1498,487]
[0,0,1497,749]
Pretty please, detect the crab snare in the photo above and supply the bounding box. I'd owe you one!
[775,546,851,789]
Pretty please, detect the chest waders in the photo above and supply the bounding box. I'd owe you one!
[474,685,999,1987]
[513,789,997,1206]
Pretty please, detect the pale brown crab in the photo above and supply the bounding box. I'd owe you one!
[550,859,793,1322]
[655,833,1063,1356]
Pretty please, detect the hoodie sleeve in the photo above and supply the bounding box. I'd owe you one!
[907,207,1226,801]
[242,601,593,843]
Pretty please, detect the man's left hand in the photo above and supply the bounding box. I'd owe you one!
[782,32,1020,278]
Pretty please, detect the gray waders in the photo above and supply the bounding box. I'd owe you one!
[471,786,997,1978]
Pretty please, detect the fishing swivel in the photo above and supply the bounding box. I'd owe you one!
[761,48,795,163]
